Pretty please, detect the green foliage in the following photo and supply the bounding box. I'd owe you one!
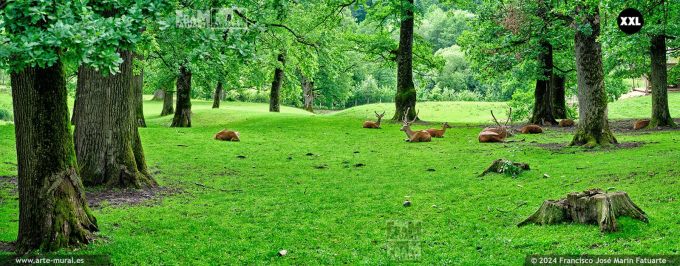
[508,87,534,121]
[0,108,11,122]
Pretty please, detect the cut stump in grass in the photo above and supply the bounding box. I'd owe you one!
[518,189,648,232]
[479,159,530,177]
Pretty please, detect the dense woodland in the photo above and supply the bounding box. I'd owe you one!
[0,0,678,260]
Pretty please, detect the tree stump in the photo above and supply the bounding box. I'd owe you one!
[479,159,530,177]
[518,189,648,232]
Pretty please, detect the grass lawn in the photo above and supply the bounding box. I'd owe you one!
[0,93,679,264]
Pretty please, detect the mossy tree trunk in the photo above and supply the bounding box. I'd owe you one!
[570,6,616,147]
[74,51,156,188]
[171,64,192,127]
[161,89,174,116]
[392,0,417,121]
[212,81,223,109]
[531,41,557,125]
[649,34,675,127]
[552,75,567,119]
[270,53,285,112]
[11,61,98,253]
[133,54,146,127]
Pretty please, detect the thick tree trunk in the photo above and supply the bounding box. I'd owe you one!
[270,53,285,112]
[649,35,675,127]
[530,41,557,125]
[133,54,146,127]
[531,41,557,125]
[570,7,617,147]
[552,75,567,119]
[151,89,165,101]
[212,81,223,109]
[11,61,98,253]
[301,74,314,112]
[160,89,174,116]
[74,51,156,188]
[172,65,192,127]
[392,0,417,121]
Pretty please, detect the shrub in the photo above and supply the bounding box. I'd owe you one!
[0,108,12,122]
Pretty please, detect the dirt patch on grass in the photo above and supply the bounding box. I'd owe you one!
[0,241,14,252]
[86,186,181,209]
[540,119,680,134]
[0,175,17,194]
[535,141,645,152]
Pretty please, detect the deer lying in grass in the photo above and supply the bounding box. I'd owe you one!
[426,122,452,138]
[479,109,512,143]
[520,124,543,134]
[363,111,386,129]
[633,119,650,130]
[400,108,431,142]
[558,119,575,127]
[215,129,240,142]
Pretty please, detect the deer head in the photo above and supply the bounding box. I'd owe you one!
[375,111,386,125]
[400,108,431,142]
[488,108,513,137]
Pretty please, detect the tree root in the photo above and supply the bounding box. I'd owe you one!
[518,189,648,232]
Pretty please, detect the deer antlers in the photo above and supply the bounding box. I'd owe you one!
[402,107,419,125]
[374,111,386,117]
[490,108,512,127]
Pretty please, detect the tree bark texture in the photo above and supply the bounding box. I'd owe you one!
[530,41,558,125]
[133,54,146,127]
[171,65,192,127]
[73,51,156,188]
[552,75,567,119]
[161,90,174,116]
[570,6,617,147]
[212,81,223,109]
[392,0,417,121]
[301,74,314,112]
[649,34,675,127]
[11,61,98,253]
[270,53,285,112]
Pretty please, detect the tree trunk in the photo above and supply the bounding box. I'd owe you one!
[392,0,417,121]
[11,61,98,253]
[160,89,174,116]
[530,41,557,125]
[133,54,146,127]
[212,81,223,109]
[151,89,165,101]
[172,65,192,127]
[73,51,156,188]
[270,53,285,112]
[570,6,617,147]
[552,75,567,119]
[649,35,675,127]
[301,74,314,112]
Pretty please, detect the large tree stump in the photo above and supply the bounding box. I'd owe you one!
[518,189,648,232]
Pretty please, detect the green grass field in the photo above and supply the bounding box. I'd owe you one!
[1,93,679,264]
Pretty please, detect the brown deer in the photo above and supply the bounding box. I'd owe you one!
[633,119,650,130]
[479,108,512,143]
[426,122,452,138]
[363,111,386,129]
[215,129,240,142]
[400,108,432,142]
[558,119,575,127]
[520,124,543,134]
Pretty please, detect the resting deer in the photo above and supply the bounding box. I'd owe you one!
[363,111,386,129]
[426,122,452,138]
[520,124,543,134]
[215,129,240,142]
[479,108,512,143]
[558,119,575,127]
[400,108,431,142]
[633,119,650,130]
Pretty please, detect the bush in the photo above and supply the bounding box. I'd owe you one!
[508,88,533,122]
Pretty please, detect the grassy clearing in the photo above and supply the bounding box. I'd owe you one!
[0,92,679,264]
